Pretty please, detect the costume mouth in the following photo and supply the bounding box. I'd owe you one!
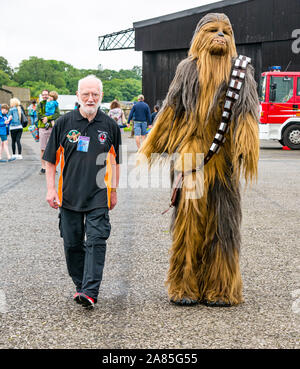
[213,37,226,46]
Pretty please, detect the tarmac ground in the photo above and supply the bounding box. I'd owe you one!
[0,132,299,349]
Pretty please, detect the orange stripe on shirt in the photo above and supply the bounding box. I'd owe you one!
[56,145,65,207]
[104,145,117,209]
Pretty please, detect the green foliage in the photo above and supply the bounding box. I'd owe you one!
[102,78,142,102]
[0,56,142,102]
[0,57,14,78]
[0,70,11,87]
[21,80,69,98]
[14,57,68,89]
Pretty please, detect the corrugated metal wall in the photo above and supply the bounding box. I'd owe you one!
[135,0,300,109]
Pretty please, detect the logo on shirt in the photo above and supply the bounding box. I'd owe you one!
[67,130,80,143]
[98,131,108,144]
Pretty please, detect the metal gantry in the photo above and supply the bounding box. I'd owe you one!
[98,28,135,51]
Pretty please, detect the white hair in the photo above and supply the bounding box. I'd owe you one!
[78,74,103,92]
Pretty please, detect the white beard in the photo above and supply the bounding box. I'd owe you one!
[78,97,100,115]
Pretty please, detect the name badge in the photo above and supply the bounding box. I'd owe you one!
[77,136,90,152]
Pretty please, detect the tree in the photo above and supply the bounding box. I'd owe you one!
[120,79,142,101]
[21,80,68,98]
[132,65,142,78]
[0,57,14,78]
[2,55,142,100]
[0,70,11,87]
[14,57,69,90]
[102,79,123,102]
[102,78,142,102]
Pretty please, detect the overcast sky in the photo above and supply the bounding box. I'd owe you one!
[1,0,218,71]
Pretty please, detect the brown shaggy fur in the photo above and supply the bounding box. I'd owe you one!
[139,13,259,305]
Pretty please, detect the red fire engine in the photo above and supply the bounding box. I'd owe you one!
[259,67,300,149]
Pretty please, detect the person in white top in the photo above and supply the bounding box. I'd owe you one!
[108,100,126,132]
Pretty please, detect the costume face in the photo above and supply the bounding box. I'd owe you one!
[201,21,233,56]
[189,14,236,60]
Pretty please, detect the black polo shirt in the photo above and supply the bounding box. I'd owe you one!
[43,108,121,212]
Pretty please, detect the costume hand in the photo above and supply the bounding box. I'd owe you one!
[109,191,117,210]
[46,189,60,209]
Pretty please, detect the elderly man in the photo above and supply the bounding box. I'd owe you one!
[43,75,121,309]
[127,94,151,150]
[37,89,60,174]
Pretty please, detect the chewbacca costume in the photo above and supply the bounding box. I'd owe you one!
[139,13,260,306]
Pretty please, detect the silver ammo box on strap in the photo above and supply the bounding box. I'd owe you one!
[206,55,251,163]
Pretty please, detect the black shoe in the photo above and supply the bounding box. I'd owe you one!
[39,168,46,175]
[79,294,95,309]
[170,297,198,306]
[201,299,232,307]
[73,292,83,304]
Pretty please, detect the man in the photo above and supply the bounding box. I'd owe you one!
[127,94,151,150]
[37,89,60,174]
[43,75,121,309]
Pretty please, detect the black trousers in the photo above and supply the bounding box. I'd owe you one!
[59,207,111,301]
[10,128,23,155]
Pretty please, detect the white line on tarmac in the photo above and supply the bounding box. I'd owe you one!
[0,290,7,313]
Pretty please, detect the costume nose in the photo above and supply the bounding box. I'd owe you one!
[218,32,225,37]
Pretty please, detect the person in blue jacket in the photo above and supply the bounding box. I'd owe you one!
[147,104,160,134]
[127,94,151,150]
[0,104,15,162]
[28,100,38,127]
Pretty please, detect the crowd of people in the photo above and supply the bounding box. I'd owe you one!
[0,89,60,171]
[0,90,159,166]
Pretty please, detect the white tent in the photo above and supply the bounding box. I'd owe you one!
[57,95,78,111]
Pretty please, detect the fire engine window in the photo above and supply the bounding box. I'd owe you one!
[297,78,300,96]
[270,76,294,103]
[259,76,266,102]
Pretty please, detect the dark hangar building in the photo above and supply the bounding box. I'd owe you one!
[132,0,300,109]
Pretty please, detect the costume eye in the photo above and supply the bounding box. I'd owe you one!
[210,28,218,32]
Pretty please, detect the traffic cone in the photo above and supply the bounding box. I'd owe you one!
[282,146,291,150]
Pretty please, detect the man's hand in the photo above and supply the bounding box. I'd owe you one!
[109,191,117,210]
[46,189,60,209]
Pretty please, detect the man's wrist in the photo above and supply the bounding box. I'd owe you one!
[47,186,56,192]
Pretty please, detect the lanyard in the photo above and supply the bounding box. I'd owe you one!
[81,120,94,137]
